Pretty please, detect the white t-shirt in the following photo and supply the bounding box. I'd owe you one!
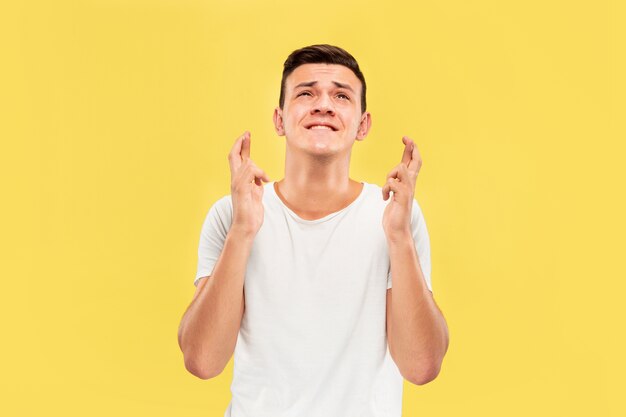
[195,181,432,417]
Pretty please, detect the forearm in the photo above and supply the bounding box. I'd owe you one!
[179,227,254,378]
[387,232,448,383]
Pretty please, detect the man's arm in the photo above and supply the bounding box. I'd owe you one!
[178,226,254,379]
[382,136,449,385]
[178,131,270,380]
[386,233,449,385]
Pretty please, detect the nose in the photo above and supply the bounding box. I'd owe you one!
[311,93,335,115]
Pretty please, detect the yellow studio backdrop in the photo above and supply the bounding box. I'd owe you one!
[1,0,623,416]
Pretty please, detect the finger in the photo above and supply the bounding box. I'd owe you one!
[251,165,271,183]
[241,131,251,160]
[247,159,271,183]
[252,179,265,201]
[382,182,390,201]
[396,163,410,184]
[384,165,402,200]
[408,141,422,173]
[387,162,413,183]
[237,160,271,185]
[386,166,399,183]
[232,160,253,189]
[386,175,412,205]
[401,136,414,166]
[228,131,248,173]
[382,177,400,201]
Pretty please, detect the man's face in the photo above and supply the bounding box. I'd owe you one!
[273,63,371,158]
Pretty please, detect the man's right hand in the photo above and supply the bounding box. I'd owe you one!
[228,131,271,238]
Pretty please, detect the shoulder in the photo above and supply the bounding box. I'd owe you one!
[206,181,277,220]
[209,194,232,216]
[201,194,233,232]
[361,181,423,209]
[361,182,428,226]
[360,181,385,203]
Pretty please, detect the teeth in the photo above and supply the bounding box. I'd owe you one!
[310,125,332,130]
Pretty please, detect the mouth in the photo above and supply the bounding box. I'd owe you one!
[305,123,338,131]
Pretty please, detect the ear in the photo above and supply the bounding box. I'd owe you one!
[355,111,372,141]
[273,107,285,136]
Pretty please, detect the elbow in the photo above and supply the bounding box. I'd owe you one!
[402,361,442,386]
[408,324,449,385]
[184,355,223,380]
[178,326,224,380]
[393,349,444,385]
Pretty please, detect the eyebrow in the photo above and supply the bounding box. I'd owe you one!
[294,81,355,93]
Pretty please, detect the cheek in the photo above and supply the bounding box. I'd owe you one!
[351,117,361,132]
[284,108,301,123]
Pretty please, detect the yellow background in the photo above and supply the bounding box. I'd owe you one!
[1,0,623,416]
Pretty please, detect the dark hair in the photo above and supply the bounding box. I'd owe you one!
[279,44,367,114]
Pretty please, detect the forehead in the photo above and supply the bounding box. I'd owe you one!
[286,63,361,92]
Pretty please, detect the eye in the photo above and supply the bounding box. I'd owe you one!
[337,93,350,100]
[297,91,312,97]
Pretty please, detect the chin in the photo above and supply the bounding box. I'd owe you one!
[308,136,340,150]
[308,143,349,159]
[287,132,348,154]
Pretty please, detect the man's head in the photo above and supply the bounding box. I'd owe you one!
[273,44,372,158]
[278,44,367,114]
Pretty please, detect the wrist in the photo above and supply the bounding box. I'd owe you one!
[228,224,258,244]
[385,228,413,246]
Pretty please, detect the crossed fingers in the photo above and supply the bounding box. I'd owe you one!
[382,136,422,201]
[228,131,250,173]
[400,136,422,174]
[228,131,270,187]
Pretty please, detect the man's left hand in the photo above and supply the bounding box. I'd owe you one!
[382,136,422,241]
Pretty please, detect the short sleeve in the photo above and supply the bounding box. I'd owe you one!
[194,195,233,287]
[387,198,433,293]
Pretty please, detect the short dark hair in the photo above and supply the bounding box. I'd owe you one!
[279,44,367,114]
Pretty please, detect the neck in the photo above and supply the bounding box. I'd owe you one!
[275,147,361,218]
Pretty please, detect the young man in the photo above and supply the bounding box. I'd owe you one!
[178,44,449,416]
